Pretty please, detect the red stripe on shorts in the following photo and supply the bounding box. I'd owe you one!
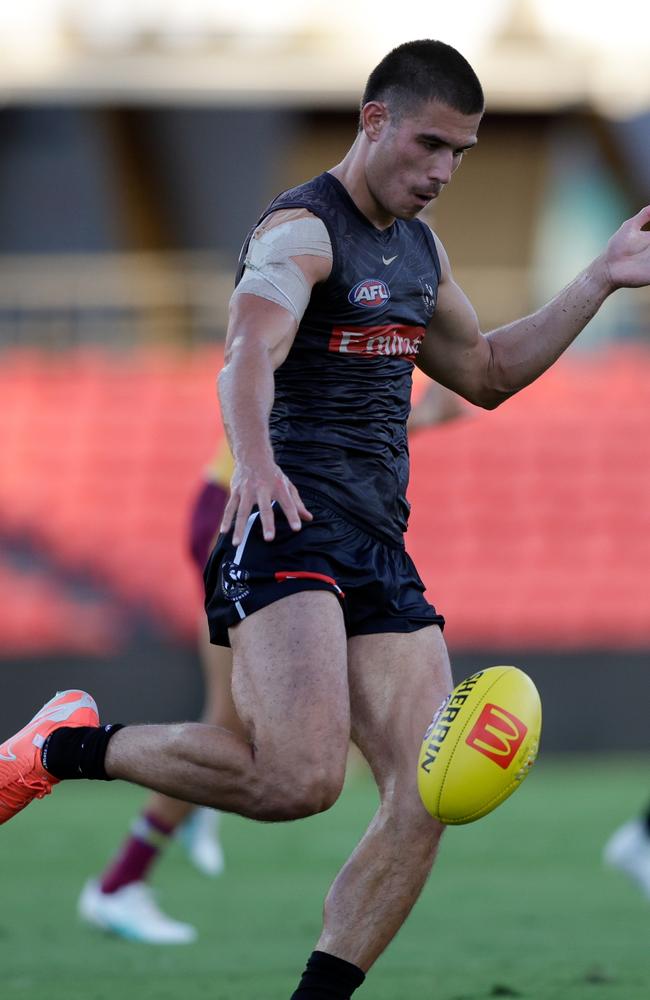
[275,570,345,599]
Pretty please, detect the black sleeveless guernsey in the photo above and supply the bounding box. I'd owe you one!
[235,171,441,546]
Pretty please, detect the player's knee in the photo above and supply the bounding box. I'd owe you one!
[263,763,345,821]
[297,767,345,817]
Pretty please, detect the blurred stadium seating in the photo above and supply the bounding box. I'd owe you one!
[0,344,648,655]
[410,347,650,648]
[0,554,124,656]
[0,346,218,646]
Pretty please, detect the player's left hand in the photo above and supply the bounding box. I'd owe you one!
[602,205,650,289]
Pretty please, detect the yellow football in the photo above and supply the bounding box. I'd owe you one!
[417,666,541,825]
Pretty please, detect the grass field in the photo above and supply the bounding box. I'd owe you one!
[3,756,650,1000]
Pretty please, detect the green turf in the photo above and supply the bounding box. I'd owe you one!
[3,757,650,999]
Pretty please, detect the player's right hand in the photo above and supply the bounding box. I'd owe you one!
[220,459,313,545]
[601,204,650,290]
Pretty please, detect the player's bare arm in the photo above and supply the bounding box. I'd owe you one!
[418,205,650,408]
[218,208,333,544]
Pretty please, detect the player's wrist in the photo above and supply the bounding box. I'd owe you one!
[233,440,275,472]
[586,253,618,297]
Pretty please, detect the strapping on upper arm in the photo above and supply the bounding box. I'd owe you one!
[232,213,332,322]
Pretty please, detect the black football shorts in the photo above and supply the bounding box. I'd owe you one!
[203,494,444,647]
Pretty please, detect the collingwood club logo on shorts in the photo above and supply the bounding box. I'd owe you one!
[348,278,390,308]
[220,561,251,602]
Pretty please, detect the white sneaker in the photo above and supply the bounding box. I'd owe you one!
[603,819,650,899]
[180,807,225,877]
[78,879,197,944]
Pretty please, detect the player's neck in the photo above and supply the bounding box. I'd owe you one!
[329,140,395,231]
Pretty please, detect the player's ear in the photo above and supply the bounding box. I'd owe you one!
[361,101,389,142]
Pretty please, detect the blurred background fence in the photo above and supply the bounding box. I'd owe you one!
[1,0,649,750]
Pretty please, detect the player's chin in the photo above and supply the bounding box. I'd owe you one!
[395,202,427,221]
[400,196,434,218]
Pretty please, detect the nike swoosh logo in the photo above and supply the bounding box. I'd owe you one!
[382,254,398,266]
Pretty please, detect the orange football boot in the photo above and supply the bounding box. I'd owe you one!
[0,689,99,824]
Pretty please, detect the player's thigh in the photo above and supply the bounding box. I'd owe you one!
[347,625,452,813]
[229,589,350,789]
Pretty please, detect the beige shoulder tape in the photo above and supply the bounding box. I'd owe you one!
[232,216,332,322]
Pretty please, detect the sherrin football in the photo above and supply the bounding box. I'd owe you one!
[417,666,541,825]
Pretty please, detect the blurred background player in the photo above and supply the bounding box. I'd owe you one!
[77,384,464,944]
[408,378,466,431]
[604,804,650,899]
[78,440,245,944]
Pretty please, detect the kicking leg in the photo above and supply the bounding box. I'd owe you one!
[103,590,349,820]
[1,591,350,826]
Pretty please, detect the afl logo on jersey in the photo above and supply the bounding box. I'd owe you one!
[348,278,390,308]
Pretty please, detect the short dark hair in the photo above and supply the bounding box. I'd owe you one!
[360,39,484,125]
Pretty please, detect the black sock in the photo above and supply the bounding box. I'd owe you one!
[41,724,124,780]
[290,951,365,999]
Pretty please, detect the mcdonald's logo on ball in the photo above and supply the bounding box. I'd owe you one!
[465,703,528,769]
[417,666,542,825]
